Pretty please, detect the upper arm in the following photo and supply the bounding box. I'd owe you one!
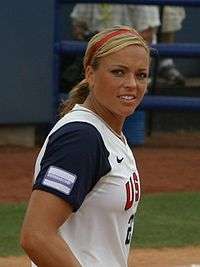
[21,190,82,267]
[22,190,72,235]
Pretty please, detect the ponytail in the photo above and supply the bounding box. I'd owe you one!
[59,79,90,117]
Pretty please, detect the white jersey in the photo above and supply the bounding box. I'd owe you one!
[32,104,141,267]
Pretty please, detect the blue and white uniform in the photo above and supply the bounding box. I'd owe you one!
[32,104,141,267]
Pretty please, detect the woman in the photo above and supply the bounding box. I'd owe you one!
[21,25,150,267]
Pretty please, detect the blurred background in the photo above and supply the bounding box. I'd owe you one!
[1,1,200,147]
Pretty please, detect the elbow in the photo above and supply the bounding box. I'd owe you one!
[20,227,44,256]
[20,228,34,254]
[20,228,32,253]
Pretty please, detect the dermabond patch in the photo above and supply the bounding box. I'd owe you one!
[42,166,77,195]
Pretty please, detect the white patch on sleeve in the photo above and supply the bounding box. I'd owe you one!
[42,166,77,195]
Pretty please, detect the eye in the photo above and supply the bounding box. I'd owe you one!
[137,72,148,80]
[111,69,125,77]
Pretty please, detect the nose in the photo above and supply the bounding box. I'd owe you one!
[125,73,137,89]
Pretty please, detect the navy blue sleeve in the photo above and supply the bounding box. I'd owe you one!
[33,122,111,211]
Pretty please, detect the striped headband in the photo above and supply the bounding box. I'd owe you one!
[86,28,143,67]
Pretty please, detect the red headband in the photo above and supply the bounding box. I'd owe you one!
[86,28,138,67]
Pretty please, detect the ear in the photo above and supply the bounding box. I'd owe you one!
[85,65,95,89]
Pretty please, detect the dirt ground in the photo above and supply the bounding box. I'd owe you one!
[1,247,200,267]
[0,132,200,266]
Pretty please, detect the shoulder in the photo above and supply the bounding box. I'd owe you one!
[49,121,103,145]
[46,121,110,160]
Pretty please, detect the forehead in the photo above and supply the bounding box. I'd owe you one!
[99,45,149,68]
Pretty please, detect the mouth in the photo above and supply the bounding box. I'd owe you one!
[118,95,137,104]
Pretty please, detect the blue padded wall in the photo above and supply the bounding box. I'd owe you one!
[0,0,55,123]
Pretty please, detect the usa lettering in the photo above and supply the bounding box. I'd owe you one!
[125,172,140,210]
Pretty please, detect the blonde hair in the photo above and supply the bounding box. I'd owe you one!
[60,25,149,116]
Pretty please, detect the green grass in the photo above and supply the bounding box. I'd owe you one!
[133,192,200,248]
[0,203,27,256]
[0,192,200,256]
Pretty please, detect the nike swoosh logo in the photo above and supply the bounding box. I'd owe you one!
[117,157,124,163]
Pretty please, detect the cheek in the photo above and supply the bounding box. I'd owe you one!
[93,84,111,101]
[139,82,148,95]
[136,84,148,104]
[94,75,118,96]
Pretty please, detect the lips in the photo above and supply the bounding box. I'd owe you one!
[118,94,137,104]
[119,95,136,100]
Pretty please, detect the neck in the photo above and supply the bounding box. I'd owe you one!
[83,96,124,136]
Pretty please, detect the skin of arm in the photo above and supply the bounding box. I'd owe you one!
[20,190,82,267]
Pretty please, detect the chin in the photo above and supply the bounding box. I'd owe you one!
[122,107,137,117]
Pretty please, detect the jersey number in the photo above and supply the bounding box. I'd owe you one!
[125,214,134,245]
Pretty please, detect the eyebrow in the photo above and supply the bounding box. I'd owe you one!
[109,64,148,71]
